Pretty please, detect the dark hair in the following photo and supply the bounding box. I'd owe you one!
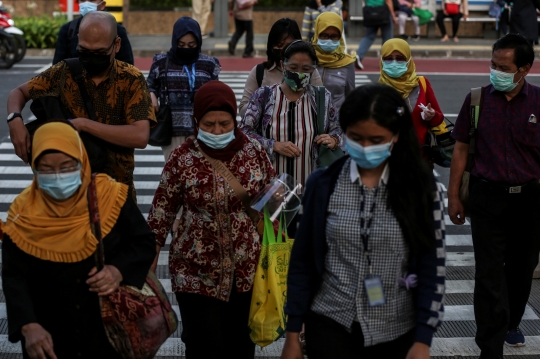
[340,84,436,250]
[492,33,534,68]
[283,40,318,65]
[265,18,302,69]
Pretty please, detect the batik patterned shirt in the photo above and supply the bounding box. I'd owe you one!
[147,137,276,301]
[28,60,156,198]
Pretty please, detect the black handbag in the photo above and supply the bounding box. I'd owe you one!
[149,57,173,147]
[363,4,391,27]
[26,58,107,172]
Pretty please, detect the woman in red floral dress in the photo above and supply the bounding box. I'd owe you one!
[147,81,276,358]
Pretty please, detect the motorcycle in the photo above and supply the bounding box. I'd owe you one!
[0,1,25,63]
[0,28,16,69]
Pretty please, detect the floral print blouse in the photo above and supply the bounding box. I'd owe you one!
[147,137,276,302]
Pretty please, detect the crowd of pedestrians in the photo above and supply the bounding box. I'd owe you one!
[1,4,540,359]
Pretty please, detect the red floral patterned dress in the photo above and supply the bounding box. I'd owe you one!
[147,137,276,302]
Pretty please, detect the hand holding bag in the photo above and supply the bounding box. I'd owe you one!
[87,174,178,359]
[149,57,173,147]
[459,87,482,217]
[314,86,345,167]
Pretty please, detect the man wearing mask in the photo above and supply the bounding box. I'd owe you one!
[7,12,155,201]
[448,33,540,358]
[53,0,134,65]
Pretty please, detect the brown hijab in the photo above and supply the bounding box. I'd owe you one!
[191,80,247,161]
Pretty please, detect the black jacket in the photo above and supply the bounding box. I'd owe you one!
[53,17,134,65]
[509,0,540,42]
[2,196,155,358]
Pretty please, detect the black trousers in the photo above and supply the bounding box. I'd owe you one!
[304,311,415,359]
[436,11,462,37]
[175,290,255,359]
[469,177,540,358]
[230,18,254,55]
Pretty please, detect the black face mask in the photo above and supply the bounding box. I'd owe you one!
[176,47,199,64]
[272,48,283,63]
[77,39,115,76]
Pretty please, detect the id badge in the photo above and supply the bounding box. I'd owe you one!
[364,275,386,307]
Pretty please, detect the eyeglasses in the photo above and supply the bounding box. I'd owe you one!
[382,55,408,64]
[284,62,316,73]
[77,37,117,56]
[34,164,81,176]
[319,34,341,41]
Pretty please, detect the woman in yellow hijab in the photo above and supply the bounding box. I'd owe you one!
[311,11,356,111]
[2,122,155,359]
[378,39,445,154]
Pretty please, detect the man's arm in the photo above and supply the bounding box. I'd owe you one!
[7,83,31,164]
[447,141,469,225]
[70,118,150,149]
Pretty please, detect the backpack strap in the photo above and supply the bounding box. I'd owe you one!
[256,63,265,88]
[67,18,80,40]
[257,86,271,137]
[419,76,427,93]
[315,86,326,135]
[467,87,483,171]
[64,58,98,121]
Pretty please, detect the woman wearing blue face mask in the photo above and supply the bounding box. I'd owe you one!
[281,84,446,359]
[148,81,275,359]
[378,39,445,164]
[241,40,343,196]
[2,122,155,359]
[311,12,356,112]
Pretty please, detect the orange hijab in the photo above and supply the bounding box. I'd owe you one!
[3,122,128,263]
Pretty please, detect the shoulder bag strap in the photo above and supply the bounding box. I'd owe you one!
[87,173,105,271]
[194,140,261,225]
[467,87,483,171]
[418,76,427,93]
[64,58,98,121]
[67,18,80,40]
[163,56,170,105]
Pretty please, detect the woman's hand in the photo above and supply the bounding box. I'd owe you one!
[87,265,123,296]
[274,141,301,158]
[150,92,160,113]
[150,244,161,273]
[281,332,304,359]
[315,134,338,149]
[422,103,436,122]
[406,342,430,359]
[21,323,57,359]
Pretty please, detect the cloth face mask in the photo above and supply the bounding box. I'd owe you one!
[490,68,522,92]
[345,136,394,169]
[382,59,411,78]
[317,39,340,53]
[79,2,101,16]
[36,170,82,200]
[197,128,236,149]
[283,70,311,92]
[78,50,113,76]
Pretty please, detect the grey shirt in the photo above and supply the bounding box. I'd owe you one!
[310,159,416,346]
[317,63,355,112]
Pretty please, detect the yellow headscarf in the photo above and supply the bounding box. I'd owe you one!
[311,12,356,69]
[378,38,420,98]
[3,122,128,263]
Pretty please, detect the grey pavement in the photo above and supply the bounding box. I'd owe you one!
[25,33,507,59]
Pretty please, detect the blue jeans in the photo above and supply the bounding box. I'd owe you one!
[357,16,394,59]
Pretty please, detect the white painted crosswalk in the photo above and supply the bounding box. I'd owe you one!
[0,72,538,358]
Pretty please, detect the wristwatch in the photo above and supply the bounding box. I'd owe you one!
[7,112,22,123]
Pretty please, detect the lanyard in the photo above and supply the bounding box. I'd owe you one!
[183,63,196,93]
[360,186,379,274]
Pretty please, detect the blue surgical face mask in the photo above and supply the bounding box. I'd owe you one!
[382,58,410,78]
[79,1,101,17]
[490,67,522,92]
[317,39,340,53]
[36,170,82,200]
[197,128,236,149]
[344,136,394,169]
